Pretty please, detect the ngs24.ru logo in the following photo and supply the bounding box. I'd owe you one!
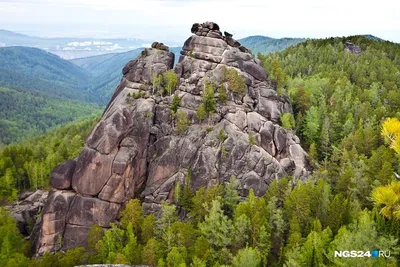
[334,250,390,258]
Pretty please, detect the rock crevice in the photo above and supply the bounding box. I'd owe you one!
[36,21,311,255]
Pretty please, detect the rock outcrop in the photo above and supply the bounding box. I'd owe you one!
[344,41,362,55]
[36,21,311,255]
[5,190,48,236]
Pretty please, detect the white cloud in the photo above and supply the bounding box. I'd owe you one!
[0,0,399,42]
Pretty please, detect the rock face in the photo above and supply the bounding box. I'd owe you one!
[36,21,311,255]
[344,41,362,55]
[5,190,48,236]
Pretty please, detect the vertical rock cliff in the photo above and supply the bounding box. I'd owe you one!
[36,22,311,254]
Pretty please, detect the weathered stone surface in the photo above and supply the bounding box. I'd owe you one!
[38,190,76,254]
[5,189,48,238]
[37,21,311,255]
[344,41,362,55]
[122,48,174,85]
[67,196,120,227]
[225,36,241,47]
[151,41,169,51]
[182,35,227,57]
[63,224,91,250]
[51,159,76,190]
[71,147,116,196]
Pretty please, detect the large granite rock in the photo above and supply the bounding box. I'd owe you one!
[5,190,48,237]
[36,22,311,255]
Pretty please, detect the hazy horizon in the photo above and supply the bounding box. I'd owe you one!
[0,0,399,43]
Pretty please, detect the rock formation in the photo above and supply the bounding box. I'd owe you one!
[344,41,362,55]
[36,21,311,255]
[5,190,48,236]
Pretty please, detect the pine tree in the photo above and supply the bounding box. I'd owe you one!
[170,95,181,114]
[142,238,159,266]
[232,247,262,267]
[141,214,156,243]
[199,199,233,249]
[176,111,190,134]
[163,70,179,96]
[122,223,141,264]
[120,199,143,235]
[166,247,186,267]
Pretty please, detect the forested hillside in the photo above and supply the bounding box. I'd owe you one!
[0,47,91,100]
[238,35,305,55]
[0,35,399,266]
[0,47,102,144]
[0,117,98,201]
[72,48,144,102]
[0,87,100,145]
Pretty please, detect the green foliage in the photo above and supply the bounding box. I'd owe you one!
[286,223,332,266]
[191,184,224,223]
[141,214,156,244]
[223,176,241,216]
[327,211,398,266]
[0,208,30,266]
[163,70,179,96]
[151,73,163,93]
[196,104,207,121]
[196,82,216,124]
[97,223,125,263]
[232,247,262,267]
[59,247,87,267]
[280,113,295,130]
[87,224,104,263]
[199,199,233,248]
[218,129,228,143]
[302,106,321,144]
[158,202,178,253]
[239,36,305,55]
[122,223,142,265]
[0,47,91,101]
[248,135,256,146]
[0,86,100,145]
[170,95,181,114]
[141,49,148,57]
[176,111,190,134]
[178,169,194,212]
[217,85,228,102]
[0,117,97,201]
[271,58,287,88]
[166,247,186,267]
[142,238,159,266]
[120,199,144,234]
[131,89,146,99]
[203,83,217,115]
[222,67,247,95]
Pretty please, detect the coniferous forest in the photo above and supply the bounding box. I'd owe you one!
[0,36,399,266]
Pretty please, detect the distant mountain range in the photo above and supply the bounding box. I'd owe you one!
[238,35,306,55]
[0,29,181,60]
[0,46,102,145]
[0,46,91,100]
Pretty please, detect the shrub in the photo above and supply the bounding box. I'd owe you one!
[280,113,295,129]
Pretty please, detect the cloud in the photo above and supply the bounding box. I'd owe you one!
[0,0,399,42]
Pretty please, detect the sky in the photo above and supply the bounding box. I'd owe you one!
[0,0,399,43]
